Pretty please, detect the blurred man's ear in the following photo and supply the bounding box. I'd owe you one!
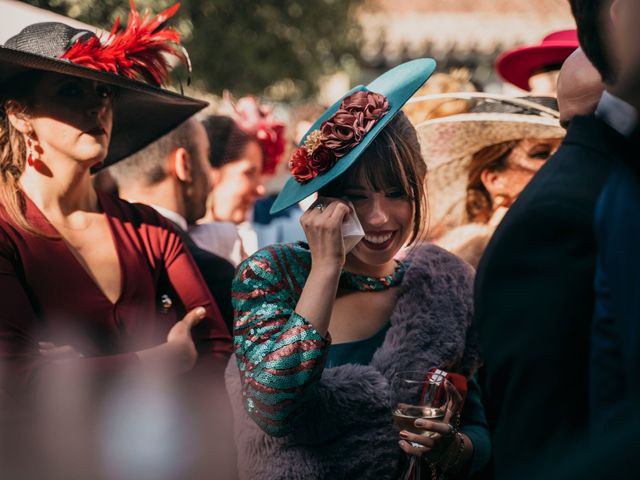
[609,0,621,24]
[169,147,193,183]
[208,166,221,187]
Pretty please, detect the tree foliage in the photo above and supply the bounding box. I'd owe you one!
[21,0,364,100]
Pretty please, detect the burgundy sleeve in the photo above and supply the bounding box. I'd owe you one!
[0,232,46,392]
[158,218,233,378]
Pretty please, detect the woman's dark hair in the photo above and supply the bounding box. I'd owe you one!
[569,0,613,82]
[466,140,519,223]
[200,115,256,168]
[320,111,427,245]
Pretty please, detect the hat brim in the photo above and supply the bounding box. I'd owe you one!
[416,113,565,232]
[0,47,207,169]
[496,42,579,91]
[417,113,565,166]
[270,58,437,214]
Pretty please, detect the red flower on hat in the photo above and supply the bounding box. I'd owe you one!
[289,147,316,184]
[321,91,389,158]
[308,145,337,174]
[344,90,390,121]
[289,90,390,184]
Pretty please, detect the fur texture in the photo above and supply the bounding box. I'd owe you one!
[225,244,480,479]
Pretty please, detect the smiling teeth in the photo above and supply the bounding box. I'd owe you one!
[364,233,393,244]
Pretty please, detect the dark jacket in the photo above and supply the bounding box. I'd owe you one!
[170,221,236,333]
[590,149,640,432]
[474,115,620,478]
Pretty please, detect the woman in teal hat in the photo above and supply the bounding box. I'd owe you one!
[225,59,490,479]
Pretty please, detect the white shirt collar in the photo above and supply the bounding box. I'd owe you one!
[150,205,188,231]
[596,90,639,137]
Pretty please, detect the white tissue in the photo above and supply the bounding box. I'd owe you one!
[341,200,365,253]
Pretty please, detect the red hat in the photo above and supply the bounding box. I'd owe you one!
[496,30,579,91]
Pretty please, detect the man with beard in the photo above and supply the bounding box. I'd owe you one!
[110,117,235,333]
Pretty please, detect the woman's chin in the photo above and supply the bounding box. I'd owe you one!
[78,151,108,167]
[348,243,400,267]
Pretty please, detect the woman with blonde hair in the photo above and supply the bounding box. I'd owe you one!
[0,3,231,395]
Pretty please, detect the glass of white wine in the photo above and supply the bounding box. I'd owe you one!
[392,369,449,480]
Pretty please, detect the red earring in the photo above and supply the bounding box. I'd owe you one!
[25,136,37,167]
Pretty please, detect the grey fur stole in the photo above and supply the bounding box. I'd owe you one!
[225,244,480,480]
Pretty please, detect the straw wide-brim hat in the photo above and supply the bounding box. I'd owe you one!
[0,5,207,170]
[416,96,565,234]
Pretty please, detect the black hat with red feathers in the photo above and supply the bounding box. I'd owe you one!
[0,1,207,169]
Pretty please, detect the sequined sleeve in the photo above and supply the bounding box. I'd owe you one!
[232,243,331,436]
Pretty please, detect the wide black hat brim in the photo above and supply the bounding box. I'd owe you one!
[0,47,207,170]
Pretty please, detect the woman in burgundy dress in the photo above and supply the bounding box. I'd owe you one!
[0,4,231,396]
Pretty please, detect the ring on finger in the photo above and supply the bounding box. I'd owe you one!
[315,202,325,213]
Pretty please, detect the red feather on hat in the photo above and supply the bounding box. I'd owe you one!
[61,0,186,87]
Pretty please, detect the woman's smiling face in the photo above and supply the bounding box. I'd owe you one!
[344,181,414,266]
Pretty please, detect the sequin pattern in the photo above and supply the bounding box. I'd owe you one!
[233,243,330,436]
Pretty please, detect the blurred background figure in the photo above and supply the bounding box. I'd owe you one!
[201,115,266,226]
[417,95,564,266]
[496,30,579,95]
[190,115,265,266]
[228,95,307,249]
[109,118,236,333]
[230,95,287,178]
[251,101,326,249]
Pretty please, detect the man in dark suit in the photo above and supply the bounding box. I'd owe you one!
[474,2,617,477]
[110,117,235,333]
[586,0,640,436]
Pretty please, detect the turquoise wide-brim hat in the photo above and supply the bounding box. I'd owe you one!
[270,58,437,214]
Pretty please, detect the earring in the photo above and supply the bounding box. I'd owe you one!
[25,130,42,167]
[494,193,512,209]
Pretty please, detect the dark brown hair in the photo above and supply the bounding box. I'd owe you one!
[201,115,256,168]
[465,140,519,223]
[320,111,427,245]
[569,0,613,83]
